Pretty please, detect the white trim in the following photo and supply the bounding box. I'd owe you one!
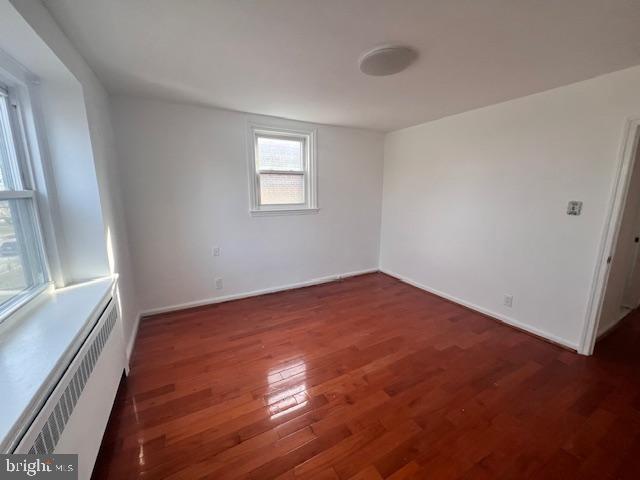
[125,311,141,366]
[247,122,318,215]
[140,268,378,317]
[380,268,579,351]
[258,169,305,175]
[596,307,631,340]
[21,82,66,287]
[579,118,640,355]
[0,62,52,316]
[137,267,578,351]
[0,50,65,287]
[250,207,319,217]
[0,282,52,326]
[0,190,34,199]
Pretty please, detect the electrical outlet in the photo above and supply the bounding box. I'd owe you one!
[215,278,223,290]
[503,295,513,308]
[567,201,583,216]
[212,246,221,257]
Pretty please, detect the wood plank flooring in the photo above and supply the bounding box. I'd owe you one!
[92,272,640,479]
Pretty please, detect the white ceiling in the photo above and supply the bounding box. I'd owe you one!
[45,0,640,131]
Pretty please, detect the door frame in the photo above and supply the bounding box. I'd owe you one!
[579,118,640,354]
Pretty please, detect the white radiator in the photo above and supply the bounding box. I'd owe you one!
[13,298,127,480]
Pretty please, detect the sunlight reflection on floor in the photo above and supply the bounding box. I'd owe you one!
[266,361,308,420]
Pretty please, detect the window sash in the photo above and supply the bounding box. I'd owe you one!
[0,190,34,200]
[257,169,304,175]
[248,124,317,214]
[254,132,308,207]
[257,172,305,206]
[0,82,49,323]
[256,135,305,172]
[0,196,49,323]
[0,94,26,191]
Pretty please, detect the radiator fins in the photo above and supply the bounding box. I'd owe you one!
[27,303,118,454]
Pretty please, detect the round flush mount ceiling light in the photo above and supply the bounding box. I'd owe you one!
[359,45,418,76]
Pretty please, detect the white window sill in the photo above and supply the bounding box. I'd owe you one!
[0,284,51,326]
[0,276,116,453]
[250,207,319,217]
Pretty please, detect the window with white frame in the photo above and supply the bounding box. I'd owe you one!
[248,125,317,214]
[0,83,49,319]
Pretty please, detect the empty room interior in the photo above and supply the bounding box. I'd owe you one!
[2,0,640,478]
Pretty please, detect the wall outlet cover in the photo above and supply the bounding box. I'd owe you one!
[567,201,583,216]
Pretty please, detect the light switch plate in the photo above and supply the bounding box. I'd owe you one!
[567,201,582,216]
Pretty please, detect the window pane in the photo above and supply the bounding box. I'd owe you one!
[0,95,21,190]
[257,136,303,171]
[0,199,46,307]
[259,173,304,205]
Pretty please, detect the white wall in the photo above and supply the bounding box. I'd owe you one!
[37,80,109,283]
[111,97,384,314]
[8,0,139,354]
[380,65,640,349]
[12,0,640,354]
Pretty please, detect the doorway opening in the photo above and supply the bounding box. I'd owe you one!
[581,119,640,354]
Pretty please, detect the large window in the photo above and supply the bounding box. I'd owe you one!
[0,84,48,318]
[248,124,317,215]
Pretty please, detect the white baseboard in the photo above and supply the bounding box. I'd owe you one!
[125,312,141,362]
[596,320,618,340]
[596,307,632,340]
[380,268,578,351]
[139,268,379,318]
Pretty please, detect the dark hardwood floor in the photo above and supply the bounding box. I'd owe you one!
[92,272,640,479]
